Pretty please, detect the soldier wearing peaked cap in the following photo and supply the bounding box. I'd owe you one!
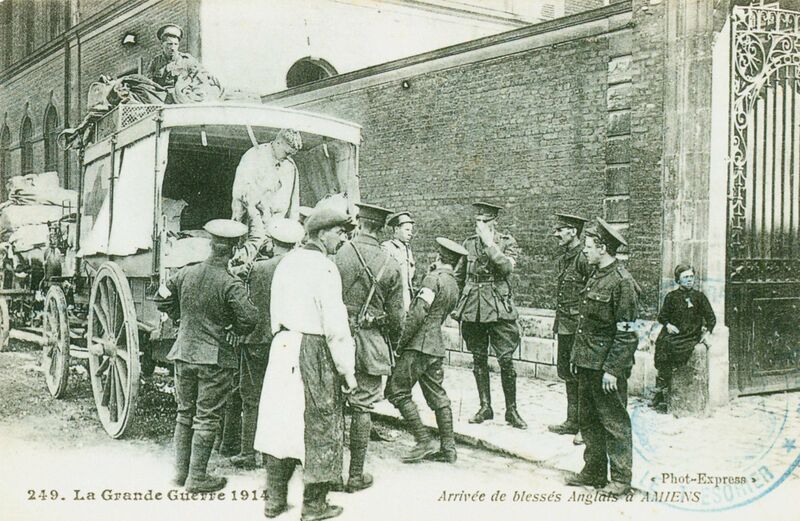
[566,218,640,496]
[382,211,417,312]
[548,213,592,444]
[453,202,527,429]
[229,218,304,470]
[334,202,404,492]
[156,219,258,494]
[147,23,203,91]
[386,238,466,464]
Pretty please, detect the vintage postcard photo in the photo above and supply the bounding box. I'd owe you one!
[0,0,798,520]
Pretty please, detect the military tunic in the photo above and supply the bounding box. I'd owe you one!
[382,238,416,311]
[571,259,640,485]
[147,51,202,89]
[385,265,460,412]
[554,241,592,381]
[453,232,521,362]
[160,256,259,433]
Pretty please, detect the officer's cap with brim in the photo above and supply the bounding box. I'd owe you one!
[554,213,589,234]
[387,211,414,227]
[355,202,393,225]
[472,201,503,219]
[586,217,628,251]
[156,23,183,41]
[268,218,305,245]
[305,207,352,235]
[204,219,248,240]
[436,237,468,257]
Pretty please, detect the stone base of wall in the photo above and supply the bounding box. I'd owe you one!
[442,307,658,398]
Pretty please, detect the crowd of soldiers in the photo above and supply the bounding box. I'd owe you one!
[157,192,671,521]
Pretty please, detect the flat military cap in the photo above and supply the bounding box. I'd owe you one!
[305,207,352,235]
[355,202,393,225]
[587,217,628,251]
[387,211,414,227]
[204,219,247,239]
[472,201,503,219]
[268,218,305,244]
[554,213,589,234]
[436,237,468,257]
[156,23,183,41]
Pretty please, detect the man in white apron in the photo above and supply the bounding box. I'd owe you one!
[254,207,357,521]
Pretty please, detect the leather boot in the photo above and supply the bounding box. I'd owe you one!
[548,380,579,434]
[468,365,493,424]
[264,455,293,517]
[185,430,227,493]
[301,483,343,521]
[396,400,438,463]
[346,412,374,492]
[432,406,457,463]
[173,423,193,486]
[500,365,527,430]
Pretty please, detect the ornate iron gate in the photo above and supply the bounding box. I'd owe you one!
[728,5,800,395]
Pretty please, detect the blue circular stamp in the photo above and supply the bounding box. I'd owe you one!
[630,392,800,512]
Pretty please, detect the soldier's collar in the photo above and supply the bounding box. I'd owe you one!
[565,241,582,257]
[595,258,618,274]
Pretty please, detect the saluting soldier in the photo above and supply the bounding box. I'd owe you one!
[386,237,466,464]
[454,201,527,429]
[567,218,640,495]
[548,213,591,445]
[382,211,417,312]
[157,219,259,493]
[230,218,305,469]
[334,203,404,493]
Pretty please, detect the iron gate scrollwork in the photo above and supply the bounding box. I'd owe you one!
[728,5,800,395]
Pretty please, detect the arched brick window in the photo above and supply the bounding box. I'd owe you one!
[44,105,59,172]
[286,58,337,89]
[20,116,33,176]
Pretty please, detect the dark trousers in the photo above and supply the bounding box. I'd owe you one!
[461,320,520,369]
[385,350,450,411]
[239,343,270,455]
[174,361,234,434]
[577,368,632,485]
[556,334,579,424]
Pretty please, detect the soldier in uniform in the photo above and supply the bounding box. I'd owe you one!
[548,214,591,445]
[146,24,203,91]
[382,211,416,312]
[386,237,466,464]
[454,201,527,429]
[157,219,259,493]
[567,218,640,495]
[334,203,404,493]
[230,218,305,469]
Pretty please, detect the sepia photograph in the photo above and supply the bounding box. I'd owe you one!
[0,0,798,520]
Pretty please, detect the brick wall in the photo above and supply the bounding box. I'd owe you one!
[0,0,191,190]
[266,3,665,318]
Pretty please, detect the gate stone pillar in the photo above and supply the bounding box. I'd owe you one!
[659,0,731,409]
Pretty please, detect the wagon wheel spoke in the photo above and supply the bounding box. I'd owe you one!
[105,278,120,336]
[101,360,113,407]
[92,303,110,340]
[108,365,118,422]
[113,363,126,421]
[95,355,111,378]
[115,350,129,377]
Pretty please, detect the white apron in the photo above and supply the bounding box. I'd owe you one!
[253,330,305,462]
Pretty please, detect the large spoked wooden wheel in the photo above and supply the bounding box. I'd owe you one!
[0,297,9,352]
[87,262,140,438]
[42,286,70,398]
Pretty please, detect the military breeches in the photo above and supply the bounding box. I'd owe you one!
[556,334,577,382]
[577,368,632,484]
[174,361,234,433]
[461,320,520,368]
[385,350,450,411]
[347,372,384,413]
